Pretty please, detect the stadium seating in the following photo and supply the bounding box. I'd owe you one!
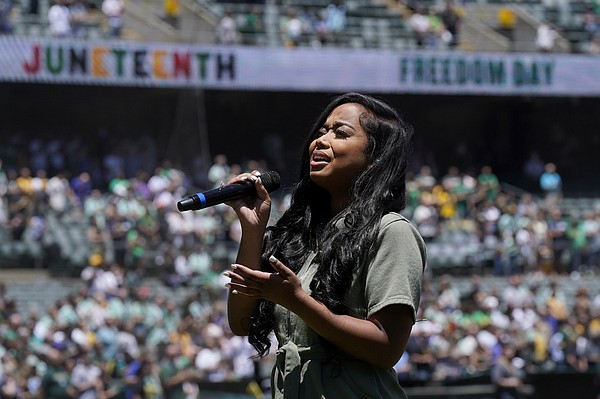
[4,0,596,53]
[191,0,592,51]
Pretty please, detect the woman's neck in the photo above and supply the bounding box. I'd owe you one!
[329,193,350,216]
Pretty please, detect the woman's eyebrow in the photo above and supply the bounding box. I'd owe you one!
[325,120,356,131]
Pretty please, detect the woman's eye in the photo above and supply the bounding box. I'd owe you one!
[316,127,348,138]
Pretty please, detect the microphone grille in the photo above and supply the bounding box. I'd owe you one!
[261,171,281,193]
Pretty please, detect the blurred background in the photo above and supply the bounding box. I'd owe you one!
[1,0,600,397]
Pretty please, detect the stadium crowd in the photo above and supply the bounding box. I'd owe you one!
[0,134,600,398]
[2,0,600,54]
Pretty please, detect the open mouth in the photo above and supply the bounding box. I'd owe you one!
[311,151,331,165]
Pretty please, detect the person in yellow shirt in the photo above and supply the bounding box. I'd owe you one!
[164,0,180,28]
[16,167,34,196]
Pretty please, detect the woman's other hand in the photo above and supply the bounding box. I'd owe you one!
[224,255,304,309]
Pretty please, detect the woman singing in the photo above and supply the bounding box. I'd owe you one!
[223,92,427,398]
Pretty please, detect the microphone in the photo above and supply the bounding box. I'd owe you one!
[177,171,281,212]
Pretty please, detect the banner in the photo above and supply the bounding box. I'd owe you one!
[1,36,600,96]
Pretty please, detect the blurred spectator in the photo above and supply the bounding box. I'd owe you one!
[588,33,600,55]
[547,207,570,274]
[207,154,230,188]
[16,166,34,196]
[70,349,103,399]
[582,210,600,270]
[409,6,430,48]
[490,345,525,399]
[414,164,437,191]
[478,165,501,202]
[502,274,534,310]
[39,349,79,399]
[0,0,13,34]
[101,0,124,38]
[32,169,48,197]
[139,354,165,398]
[163,0,180,28]
[296,6,318,45]
[69,0,89,38]
[497,7,516,49]
[48,0,71,38]
[568,212,588,273]
[216,11,240,45]
[120,351,145,399]
[108,171,130,198]
[194,327,226,382]
[426,6,446,48]
[539,162,562,206]
[412,191,439,242]
[159,343,201,399]
[478,198,501,246]
[239,5,263,46]
[441,166,472,217]
[46,172,71,213]
[324,0,346,44]
[71,172,93,205]
[439,0,462,49]
[325,0,345,31]
[496,204,525,275]
[440,166,462,193]
[535,21,558,53]
[437,276,461,312]
[280,8,303,47]
[0,158,7,195]
[582,7,599,42]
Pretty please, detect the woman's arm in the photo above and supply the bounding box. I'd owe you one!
[225,257,414,369]
[227,227,266,335]
[292,286,414,369]
[224,171,272,336]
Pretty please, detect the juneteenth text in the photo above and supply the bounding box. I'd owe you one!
[22,44,236,81]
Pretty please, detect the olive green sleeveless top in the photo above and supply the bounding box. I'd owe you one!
[271,212,426,398]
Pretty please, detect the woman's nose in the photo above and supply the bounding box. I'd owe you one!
[315,132,330,148]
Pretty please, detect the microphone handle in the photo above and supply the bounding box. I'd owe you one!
[177,171,280,212]
[190,181,255,210]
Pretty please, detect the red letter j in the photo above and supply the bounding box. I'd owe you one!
[23,45,41,74]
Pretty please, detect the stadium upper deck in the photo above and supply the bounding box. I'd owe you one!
[2,0,599,53]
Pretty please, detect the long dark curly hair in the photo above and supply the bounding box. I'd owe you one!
[248,92,415,357]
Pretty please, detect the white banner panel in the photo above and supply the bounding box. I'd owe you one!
[1,36,600,96]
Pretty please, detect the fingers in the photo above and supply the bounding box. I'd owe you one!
[224,264,268,298]
[228,170,262,185]
[226,283,262,297]
[223,265,260,285]
[224,256,292,282]
[240,171,270,200]
[226,170,270,207]
[268,255,293,278]
[254,173,270,198]
[228,257,290,279]
[223,261,284,294]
